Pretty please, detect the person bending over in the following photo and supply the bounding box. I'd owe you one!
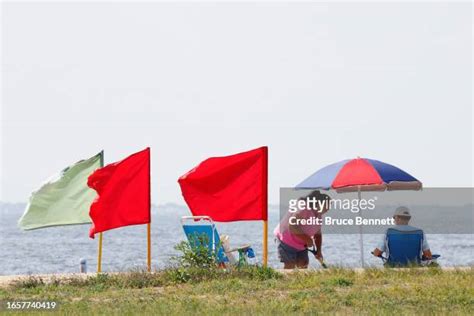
[274,190,330,269]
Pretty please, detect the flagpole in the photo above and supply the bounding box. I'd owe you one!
[97,232,103,273]
[263,220,268,267]
[147,223,151,272]
[147,147,151,272]
[97,150,104,273]
[262,146,268,267]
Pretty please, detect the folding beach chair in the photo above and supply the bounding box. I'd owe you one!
[181,216,254,267]
[374,228,440,267]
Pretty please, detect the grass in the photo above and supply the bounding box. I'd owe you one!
[1,241,472,314]
[1,267,473,315]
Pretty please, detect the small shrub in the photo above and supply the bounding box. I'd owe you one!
[167,237,282,284]
[165,267,192,284]
[172,235,219,269]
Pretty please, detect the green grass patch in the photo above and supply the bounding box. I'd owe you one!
[2,268,472,315]
[1,240,472,314]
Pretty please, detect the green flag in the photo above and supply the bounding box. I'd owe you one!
[18,152,103,230]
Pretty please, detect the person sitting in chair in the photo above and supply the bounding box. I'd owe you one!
[372,206,432,260]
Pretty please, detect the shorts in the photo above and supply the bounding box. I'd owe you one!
[277,240,309,266]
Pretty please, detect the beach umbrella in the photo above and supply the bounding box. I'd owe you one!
[296,157,422,266]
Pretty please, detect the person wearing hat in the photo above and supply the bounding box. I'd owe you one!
[372,206,432,259]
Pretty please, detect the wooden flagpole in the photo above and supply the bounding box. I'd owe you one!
[262,147,268,267]
[97,150,104,273]
[147,223,151,272]
[147,147,151,272]
[263,220,268,266]
[97,232,103,273]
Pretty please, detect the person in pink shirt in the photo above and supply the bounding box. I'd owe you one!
[274,190,330,269]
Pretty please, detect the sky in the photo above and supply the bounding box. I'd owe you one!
[1,2,472,204]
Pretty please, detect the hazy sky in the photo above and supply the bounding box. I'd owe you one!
[1,2,472,204]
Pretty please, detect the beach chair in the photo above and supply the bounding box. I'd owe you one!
[375,228,440,267]
[181,216,254,267]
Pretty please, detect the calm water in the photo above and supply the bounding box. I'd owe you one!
[1,203,473,275]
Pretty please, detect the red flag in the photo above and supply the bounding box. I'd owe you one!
[88,148,150,238]
[178,146,268,222]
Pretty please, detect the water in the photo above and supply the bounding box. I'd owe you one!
[1,203,473,275]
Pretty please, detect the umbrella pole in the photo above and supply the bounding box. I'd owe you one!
[358,188,365,267]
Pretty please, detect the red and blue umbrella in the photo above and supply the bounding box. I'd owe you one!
[297,157,421,191]
[296,157,422,267]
